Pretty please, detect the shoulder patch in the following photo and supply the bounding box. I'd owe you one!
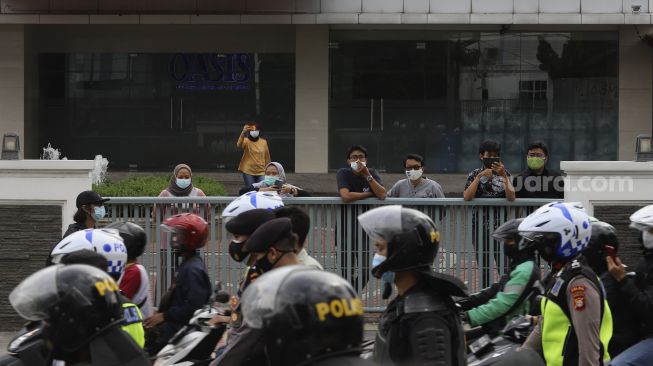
[571,285,586,312]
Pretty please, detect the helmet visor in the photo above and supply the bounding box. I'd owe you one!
[10,265,61,321]
[357,205,403,242]
[161,224,185,250]
[241,266,297,329]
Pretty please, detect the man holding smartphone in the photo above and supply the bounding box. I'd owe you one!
[463,140,515,287]
[463,140,515,201]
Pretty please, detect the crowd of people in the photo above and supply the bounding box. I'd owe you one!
[7,131,652,366]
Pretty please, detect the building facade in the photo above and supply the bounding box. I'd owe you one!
[0,0,651,174]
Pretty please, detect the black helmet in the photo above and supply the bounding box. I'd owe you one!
[241,266,364,366]
[105,221,147,260]
[10,264,123,359]
[492,218,523,243]
[358,205,440,277]
[584,221,619,274]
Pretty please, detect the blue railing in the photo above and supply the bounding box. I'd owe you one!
[104,197,554,312]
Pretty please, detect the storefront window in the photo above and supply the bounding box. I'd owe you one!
[37,52,295,170]
[328,31,618,173]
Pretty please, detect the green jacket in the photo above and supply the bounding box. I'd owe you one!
[468,260,536,327]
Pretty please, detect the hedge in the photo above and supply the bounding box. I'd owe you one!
[93,176,227,197]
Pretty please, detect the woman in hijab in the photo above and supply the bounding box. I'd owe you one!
[238,162,310,197]
[158,164,207,216]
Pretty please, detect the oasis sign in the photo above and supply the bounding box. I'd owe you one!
[169,53,251,91]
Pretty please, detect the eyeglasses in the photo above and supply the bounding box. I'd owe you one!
[349,154,366,160]
[527,153,546,158]
[405,165,422,170]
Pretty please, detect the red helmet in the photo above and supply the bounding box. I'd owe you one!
[161,213,208,252]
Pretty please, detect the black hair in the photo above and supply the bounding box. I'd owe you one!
[479,140,501,155]
[403,153,425,167]
[273,233,299,252]
[73,207,88,223]
[274,206,310,248]
[346,145,368,159]
[527,141,549,157]
[60,250,107,272]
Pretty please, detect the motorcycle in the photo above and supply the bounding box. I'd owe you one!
[466,315,534,366]
[153,283,231,366]
[0,321,47,366]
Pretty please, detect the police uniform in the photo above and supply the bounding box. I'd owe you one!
[523,256,613,366]
[374,271,468,366]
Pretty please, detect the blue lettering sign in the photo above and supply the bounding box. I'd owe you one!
[169,53,251,92]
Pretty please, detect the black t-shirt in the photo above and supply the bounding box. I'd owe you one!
[513,168,564,199]
[336,168,383,195]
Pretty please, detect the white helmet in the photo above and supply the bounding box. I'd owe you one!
[221,191,284,218]
[630,205,653,231]
[518,202,592,261]
[50,228,127,278]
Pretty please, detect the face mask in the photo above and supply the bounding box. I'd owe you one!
[527,157,545,170]
[405,169,423,181]
[504,242,519,259]
[254,250,285,275]
[372,254,395,284]
[92,206,105,221]
[643,230,653,249]
[229,240,249,262]
[176,178,191,189]
[249,130,260,139]
[262,175,277,186]
[350,161,366,171]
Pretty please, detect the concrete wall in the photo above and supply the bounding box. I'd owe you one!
[619,25,653,161]
[0,204,61,331]
[0,25,24,159]
[295,25,329,173]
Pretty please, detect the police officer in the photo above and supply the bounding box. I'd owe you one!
[519,202,612,366]
[9,264,150,365]
[240,265,375,365]
[459,218,540,336]
[212,217,300,366]
[357,205,468,365]
[607,205,653,366]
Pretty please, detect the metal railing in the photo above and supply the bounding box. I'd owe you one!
[104,197,554,312]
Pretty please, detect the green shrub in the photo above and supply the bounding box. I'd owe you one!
[94,175,227,197]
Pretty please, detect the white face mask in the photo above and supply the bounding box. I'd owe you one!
[405,169,423,181]
[643,230,653,249]
[350,161,366,171]
[249,130,260,138]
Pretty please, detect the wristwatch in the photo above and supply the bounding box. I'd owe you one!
[366,175,373,182]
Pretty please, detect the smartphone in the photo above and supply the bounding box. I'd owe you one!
[274,179,285,188]
[605,245,617,260]
[482,157,501,169]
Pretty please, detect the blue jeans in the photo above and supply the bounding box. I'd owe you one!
[242,173,263,186]
[610,336,653,366]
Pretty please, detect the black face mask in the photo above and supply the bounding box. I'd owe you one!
[254,250,286,275]
[537,242,557,264]
[504,243,519,259]
[229,241,249,263]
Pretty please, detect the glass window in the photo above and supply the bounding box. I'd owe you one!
[328,31,618,173]
[36,52,295,170]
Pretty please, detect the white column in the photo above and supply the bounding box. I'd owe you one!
[0,160,95,236]
[0,25,24,159]
[295,25,329,173]
[619,25,653,161]
[561,161,653,215]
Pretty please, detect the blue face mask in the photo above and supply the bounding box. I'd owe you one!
[263,175,277,186]
[176,178,191,189]
[372,253,395,284]
[92,206,106,221]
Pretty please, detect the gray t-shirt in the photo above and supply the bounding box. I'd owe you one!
[387,178,445,198]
